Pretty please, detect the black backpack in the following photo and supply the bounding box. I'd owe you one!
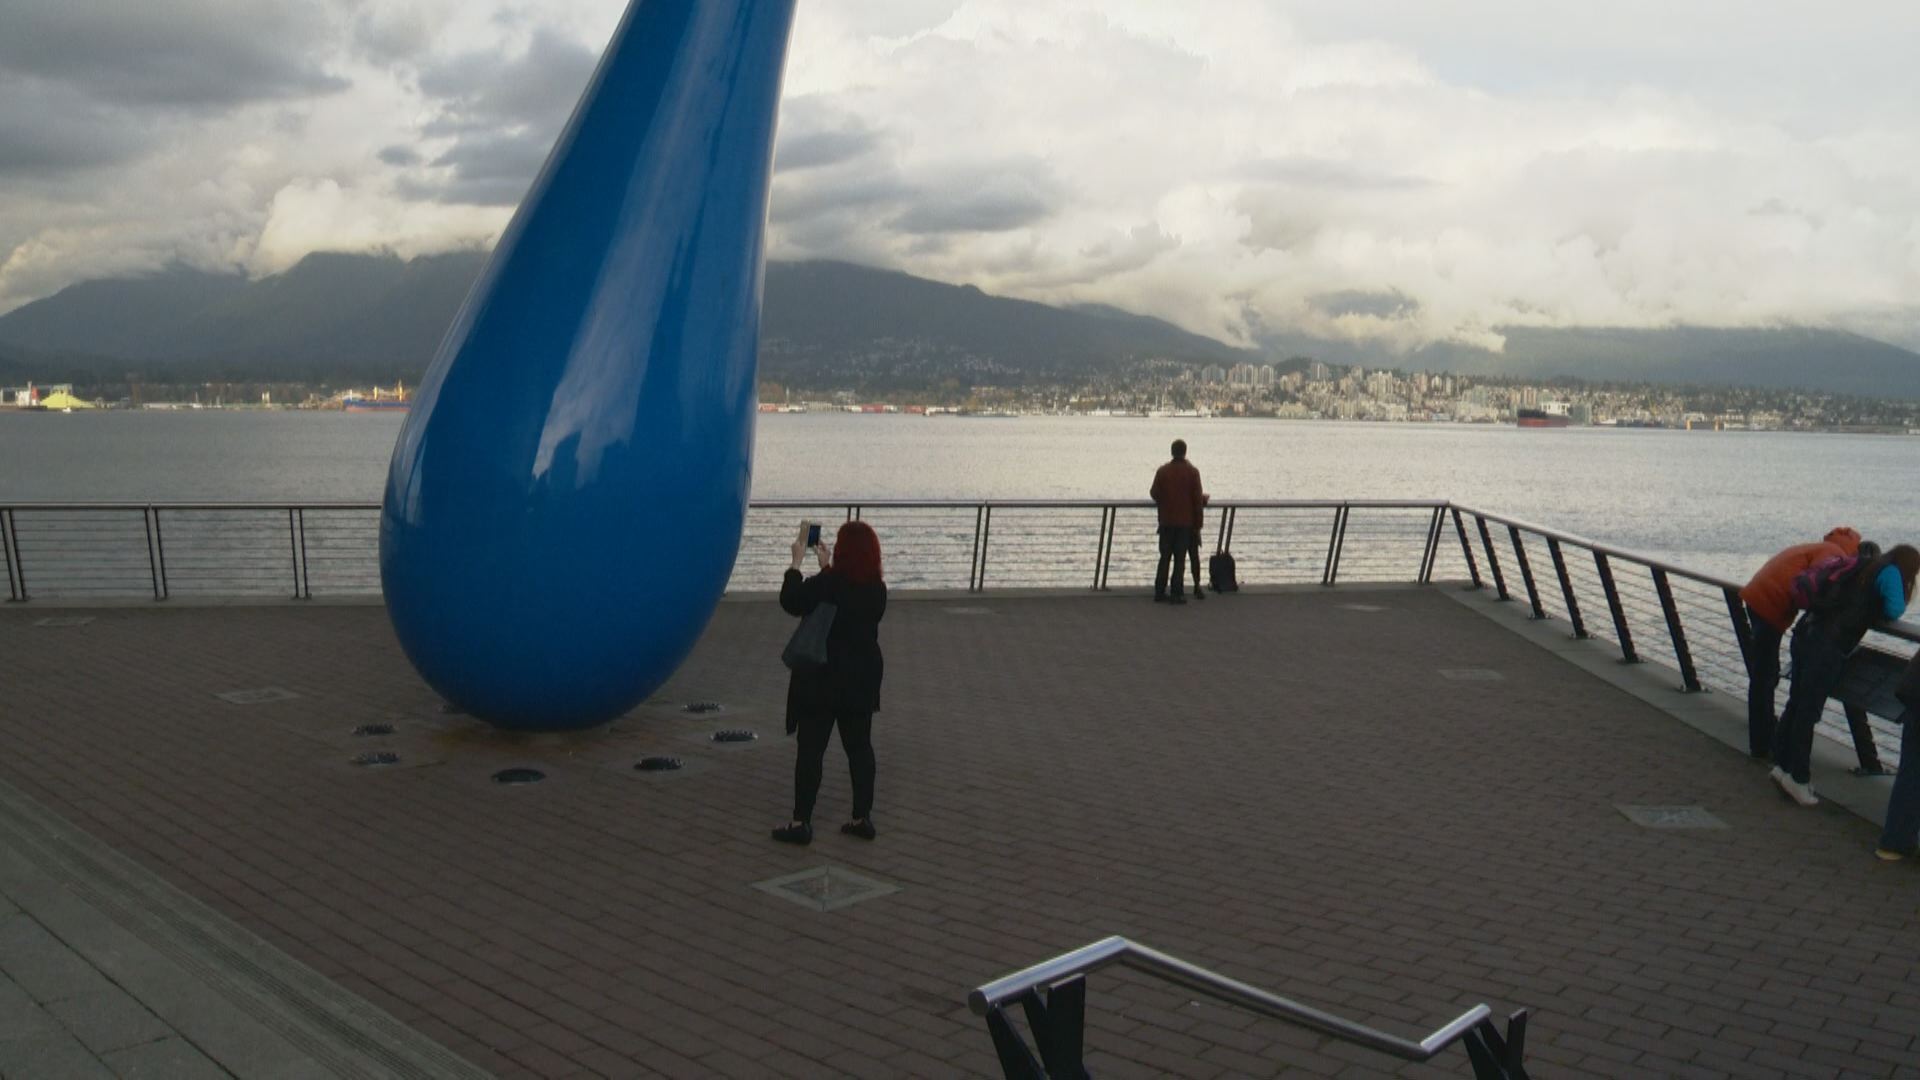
[1208,551,1239,593]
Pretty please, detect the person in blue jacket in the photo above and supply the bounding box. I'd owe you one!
[1771,545,1919,806]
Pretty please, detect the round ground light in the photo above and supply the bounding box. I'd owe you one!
[711,729,757,744]
[353,723,396,737]
[493,768,545,785]
[636,756,684,772]
[683,702,723,714]
[352,751,400,767]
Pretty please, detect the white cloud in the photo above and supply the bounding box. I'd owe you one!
[2,0,1918,355]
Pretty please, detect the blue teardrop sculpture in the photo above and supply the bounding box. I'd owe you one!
[379,0,797,731]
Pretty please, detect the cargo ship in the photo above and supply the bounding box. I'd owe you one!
[341,383,410,413]
[1515,407,1570,428]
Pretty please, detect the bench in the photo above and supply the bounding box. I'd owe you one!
[1829,646,1913,775]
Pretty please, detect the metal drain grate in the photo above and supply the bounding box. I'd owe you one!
[636,757,683,772]
[683,702,723,714]
[353,723,396,737]
[493,768,545,785]
[1340,604,1387,613]
[215,687,300,705]
[945,607,995,616]
[752,866,900,912]
[352,752,400,767]
[1617,805,1728,830]
[33,616,96,627]
[1438,668,1504,682]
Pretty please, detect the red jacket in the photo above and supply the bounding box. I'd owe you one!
[1150,458,1205,529]
[1739,527,1863,632]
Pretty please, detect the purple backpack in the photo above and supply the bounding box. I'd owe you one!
[1789,554,1870,614]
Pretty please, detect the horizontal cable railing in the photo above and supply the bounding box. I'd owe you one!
[1450,503,1918,770]
[970,936,1528,1078]
[4,498,1907,768]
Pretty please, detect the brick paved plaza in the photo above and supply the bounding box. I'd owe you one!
[2,586,1917,1077]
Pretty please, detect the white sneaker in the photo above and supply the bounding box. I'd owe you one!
[1772,769,1819,807]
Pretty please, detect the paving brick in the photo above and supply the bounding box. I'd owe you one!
[4,591,1920,1076]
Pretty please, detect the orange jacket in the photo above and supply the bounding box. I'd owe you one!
[1739,527,1863,632]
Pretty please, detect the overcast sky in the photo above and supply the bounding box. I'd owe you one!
[2,0,1918,353]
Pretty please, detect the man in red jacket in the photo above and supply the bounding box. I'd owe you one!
[1149,439,1205,604]
[1738,526,1862,758]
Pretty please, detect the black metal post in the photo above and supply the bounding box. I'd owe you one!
[1507,526,1545,619]
[1546,538,1587,637]
[1323,505,1350,586]
[1593,552,1638,662]
[287,508,301,600]
[1451,508,1483,589]
[1651,568,1702,692]
[1419,506,1445,583]
[1223,505,1237,551]
[143,508,161,600]
[296,509,311,599]
[1092,507,1110,591]
[977,505,994,592]
[1475,515,1509,600]
[1098,507,1117,591]
[969,505,985,592]
[1843,705,1887,775]
[152,508,169,600]
[2,508,21,602]
[1215,505,1229,554]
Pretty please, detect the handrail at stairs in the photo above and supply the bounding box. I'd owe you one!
[969,936,1528,1078]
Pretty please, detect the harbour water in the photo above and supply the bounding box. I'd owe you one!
[2,409,1916,585]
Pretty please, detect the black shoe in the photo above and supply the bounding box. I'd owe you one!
[840,818,877,840]
[1153,594,1168,603]
[1192,588,1206,600]
[1168,594,1186,605]
[772,822,812,845]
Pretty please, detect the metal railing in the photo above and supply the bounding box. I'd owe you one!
[970,936,1528,1078]
[0,499,1461,601]
[1449,503,1918,769]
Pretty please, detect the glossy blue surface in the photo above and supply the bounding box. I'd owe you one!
[379,0,796,731]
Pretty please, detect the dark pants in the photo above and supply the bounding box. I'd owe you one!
[793,710,875,823]
[1187,529,1204,592]
[1155,526,1192,597]
[1880,709,1920,854]
[1771,625,1849,784]
[1745,608,1785,757]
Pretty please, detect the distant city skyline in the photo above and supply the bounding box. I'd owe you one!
[2,1,1918,356]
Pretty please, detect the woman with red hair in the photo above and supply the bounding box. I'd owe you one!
[774,520,887,844]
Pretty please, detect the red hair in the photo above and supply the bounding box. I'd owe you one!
[833,521,884,585]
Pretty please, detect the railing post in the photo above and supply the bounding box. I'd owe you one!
[143,507,162,601]
[976,505,994,593]
[968,505,985,592]
[1546,538,1587,638]
[288,508,302,600]
[1506,526,1543,618]
[1098,507,1117,591]
[1091,507,1110,592]
[1418,506,1445,584]
[152,507,170,600]
[2,508,22,602]
[1451,508,1482,589]
[296,508,311,599]
[1593,552,1638,663]
[1651,568,1702,692]
[1474,515,1508,600]
[1843,705,1886,774]
[1322,505,1349,586]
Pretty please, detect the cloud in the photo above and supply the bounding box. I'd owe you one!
[0,0,347,108]
[1,0,1919,358]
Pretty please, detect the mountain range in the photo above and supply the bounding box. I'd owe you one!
[2,252,1917,398]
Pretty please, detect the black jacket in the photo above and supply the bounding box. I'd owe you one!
[781,568,886,731]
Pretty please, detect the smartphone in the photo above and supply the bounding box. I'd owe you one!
[806,523,822,547]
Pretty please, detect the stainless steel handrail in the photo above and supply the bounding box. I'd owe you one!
[971,936,1497,1063]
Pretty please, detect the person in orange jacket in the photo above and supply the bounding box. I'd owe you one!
[1738,527,1862,758]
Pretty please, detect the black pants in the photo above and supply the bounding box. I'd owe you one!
[793,710,875,823]
[1745,607,1784,757]
[1771,625,1848,784]
[1155,526,1192,597]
